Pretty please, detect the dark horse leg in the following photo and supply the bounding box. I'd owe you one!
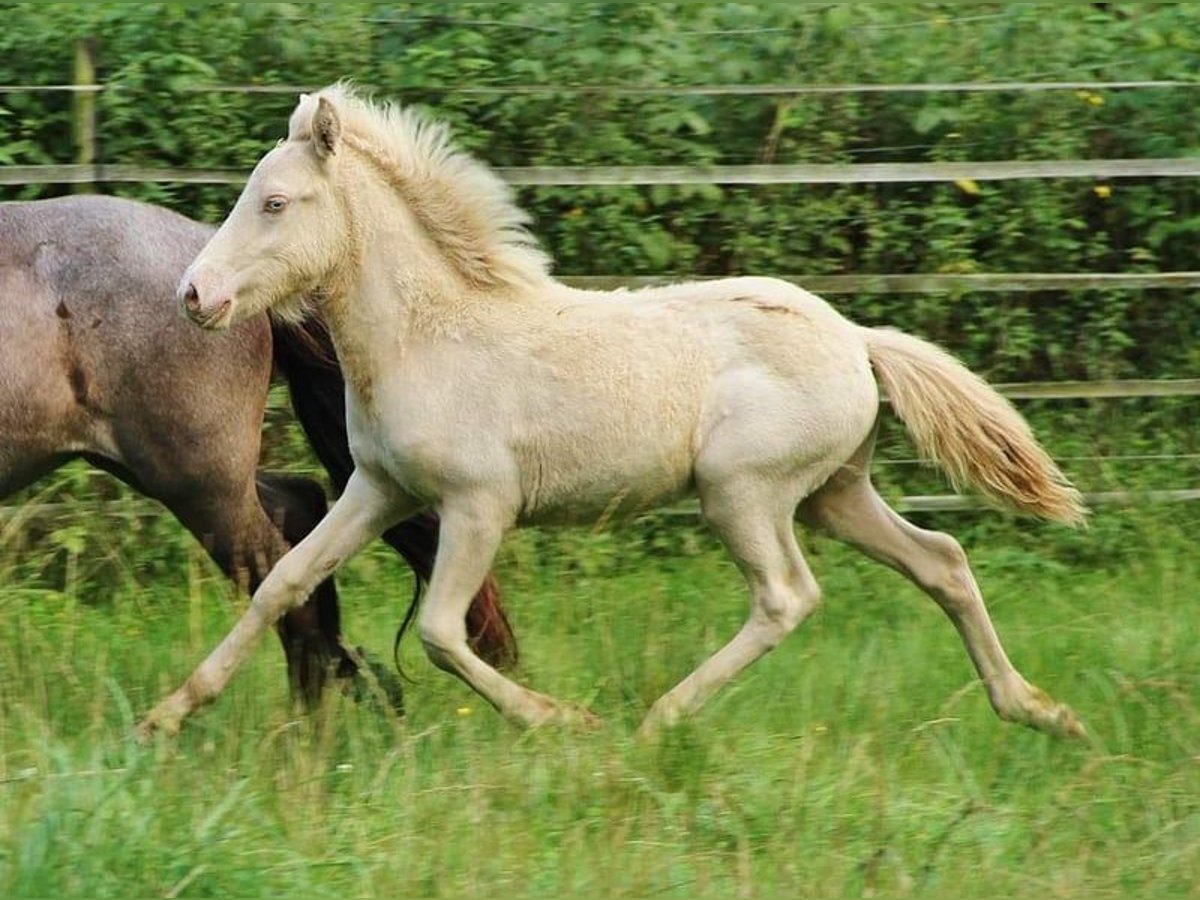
[255,471,354,702]
[254,471,405,710]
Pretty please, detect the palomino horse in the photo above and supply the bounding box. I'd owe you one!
[138,84,1087,740]
[0,194,516,707]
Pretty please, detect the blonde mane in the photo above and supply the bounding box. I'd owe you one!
[289,83,551,291]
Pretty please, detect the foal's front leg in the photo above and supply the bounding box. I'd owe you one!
[418,495,599,728]
[136,470,409,739]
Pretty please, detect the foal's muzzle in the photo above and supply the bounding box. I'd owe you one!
[178,279,233,329]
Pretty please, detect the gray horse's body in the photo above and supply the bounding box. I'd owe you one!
[0,195,352,697]
[1,196,267,508]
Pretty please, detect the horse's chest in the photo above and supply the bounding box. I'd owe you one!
[348,414,440,495]
[346,390,495,504]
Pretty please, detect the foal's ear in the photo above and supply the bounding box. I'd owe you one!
[312,96,342,160]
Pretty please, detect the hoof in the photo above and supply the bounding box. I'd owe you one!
[134,690,191,744]
[1009,686,1089,741]
[637,690,697,740]
[339,646,405,716]
[134,709,181,745]
[560,703,602,731]
[1046,703,1089,741]
[522,697,602,731]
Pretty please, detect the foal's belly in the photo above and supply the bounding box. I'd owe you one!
[514,434,695,527]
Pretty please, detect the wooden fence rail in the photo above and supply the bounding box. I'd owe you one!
[6,157,1200,188]
[562,273,1200,294]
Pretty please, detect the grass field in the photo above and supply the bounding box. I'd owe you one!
[1,488,1197,898]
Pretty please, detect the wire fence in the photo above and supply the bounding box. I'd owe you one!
[4,77,1199,97]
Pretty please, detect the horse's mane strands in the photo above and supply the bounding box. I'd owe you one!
[290,83,551,292]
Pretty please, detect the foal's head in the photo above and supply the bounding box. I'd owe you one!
[179,93,350,329]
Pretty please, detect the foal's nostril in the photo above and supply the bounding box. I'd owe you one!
[182,282,200,314]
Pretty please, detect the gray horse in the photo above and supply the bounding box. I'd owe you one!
[0,194,515,706]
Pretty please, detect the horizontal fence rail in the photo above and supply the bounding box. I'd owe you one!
[508,158,1200,186]
[895,489,1200,513]
[990,379,1200,400]
[6,157,1200,188]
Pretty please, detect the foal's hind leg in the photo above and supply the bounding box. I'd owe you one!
[800,470,1085,739]
[639,477,821,737]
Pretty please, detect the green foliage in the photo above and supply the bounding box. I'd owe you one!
[1,4,1198,377]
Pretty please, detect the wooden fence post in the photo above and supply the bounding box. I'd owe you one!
[72,37,97,194]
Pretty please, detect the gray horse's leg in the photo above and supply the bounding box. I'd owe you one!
[160,470,358,710]
[799,469,1085,739]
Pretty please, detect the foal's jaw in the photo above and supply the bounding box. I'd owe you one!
[191,300,232,330]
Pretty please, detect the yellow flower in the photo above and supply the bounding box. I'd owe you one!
[456,706,473,717]
[955,178,980,196]
[1094,184,1112,199]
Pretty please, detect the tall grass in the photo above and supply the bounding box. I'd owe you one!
[1,499,1197,898]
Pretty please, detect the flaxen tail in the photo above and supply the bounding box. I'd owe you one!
[862,327,1086,526]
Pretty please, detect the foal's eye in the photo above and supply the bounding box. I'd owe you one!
[262,195,289,214]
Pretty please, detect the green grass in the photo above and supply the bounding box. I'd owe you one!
[1,502,1197,898]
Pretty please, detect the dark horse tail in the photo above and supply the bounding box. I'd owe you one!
[269,314,518,669]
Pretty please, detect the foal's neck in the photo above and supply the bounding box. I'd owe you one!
[316,169,470,404]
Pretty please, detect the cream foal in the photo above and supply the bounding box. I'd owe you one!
[140,84,1088,741]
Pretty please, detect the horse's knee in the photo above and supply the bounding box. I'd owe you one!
[418,606,469,670]
[913,530,974,609]
[256,556,315,617]
[756,577,819,649]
